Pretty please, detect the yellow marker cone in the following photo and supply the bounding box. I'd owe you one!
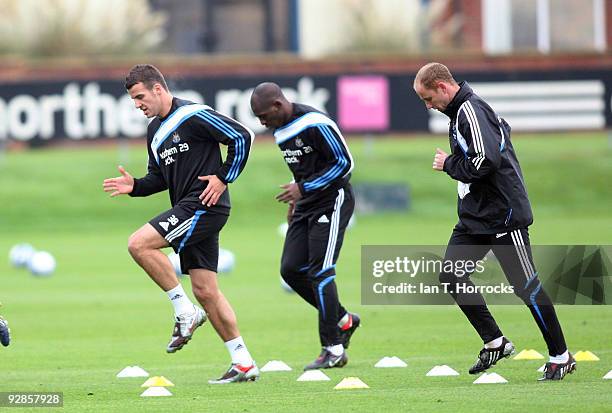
[574,350,600,361]
[141,376,175,387]
[334,377,369,390]
[513,349,545,360]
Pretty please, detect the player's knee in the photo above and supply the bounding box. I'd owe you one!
[513,284,534,303]
[127,233,145,258]
[192,283,219,303]
[280,259,301,280]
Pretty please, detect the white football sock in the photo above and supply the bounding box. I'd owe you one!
[225,336,253,366]
[326,344,344,357]
[549,350,569,363]
[165,284,194,316]
[484,336,504,349]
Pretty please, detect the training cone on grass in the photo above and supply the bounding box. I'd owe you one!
[140,387,172,397]
[603,370,612,379]
[574,350,600,361]
[141,376,174,387]
[297,370,330,381]
[513,349,544,360]
[334,377,369,390]
[426,365,460,376]
[117,366,149,378]
[374,356,407,368]
[261,360,292,372]
[473,373,508,384]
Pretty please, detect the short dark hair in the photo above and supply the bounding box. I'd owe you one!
[414,62,457,90]
[125,64,168,91]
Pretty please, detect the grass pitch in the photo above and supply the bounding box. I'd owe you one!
[0,133,611,412]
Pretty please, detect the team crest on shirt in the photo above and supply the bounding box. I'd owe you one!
[295,137,304,147]
[172,131,181,143]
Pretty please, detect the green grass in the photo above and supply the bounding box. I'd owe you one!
[0,133,611,412]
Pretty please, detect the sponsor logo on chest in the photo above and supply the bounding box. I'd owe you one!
[281,141,313,164]
[159,138,191,166]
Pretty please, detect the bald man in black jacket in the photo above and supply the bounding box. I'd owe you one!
[414,62,574,381]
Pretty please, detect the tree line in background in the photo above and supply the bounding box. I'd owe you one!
[0,0,166,56]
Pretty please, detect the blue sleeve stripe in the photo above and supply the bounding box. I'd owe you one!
[196,111,245,182]
[197,111,240,138]
[316,125,346,184]
[323,124,346,160]
[303,125,347,191]
[196,111,244,182]
[303,128,341,191]
[202,111,245,182]
[225,130,243,182]
[306,125,347,190]
[196,112,243,182]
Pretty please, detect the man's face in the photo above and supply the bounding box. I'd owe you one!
[251,100,287,129]
[414,81,452,112]
[128,82,164,118]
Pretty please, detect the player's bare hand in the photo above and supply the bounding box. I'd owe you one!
[198,175,227,207]
[276,182,302,203]
[433,148,448,171]
[103,165,134,197]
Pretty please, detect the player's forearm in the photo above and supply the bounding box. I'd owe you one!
[129,175,167,197]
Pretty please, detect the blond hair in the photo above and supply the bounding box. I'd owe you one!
[414,62,457,90]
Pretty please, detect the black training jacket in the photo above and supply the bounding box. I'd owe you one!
[273,103,354,209]
[441,82,533,234]
[130,97,254,214]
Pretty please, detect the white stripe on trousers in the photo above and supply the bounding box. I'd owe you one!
[510,230,530,279]
[510,229,536,281]
[323,189,345,270]
[516,229,536,278]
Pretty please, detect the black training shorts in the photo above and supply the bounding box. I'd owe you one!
[149,200,228,274]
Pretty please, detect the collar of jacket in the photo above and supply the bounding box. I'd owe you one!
[442,81,473,119]
[158,97,180,122]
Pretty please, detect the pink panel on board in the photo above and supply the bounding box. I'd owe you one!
[338,76,389,132]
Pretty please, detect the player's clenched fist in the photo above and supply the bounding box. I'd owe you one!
[433,148,448,171]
